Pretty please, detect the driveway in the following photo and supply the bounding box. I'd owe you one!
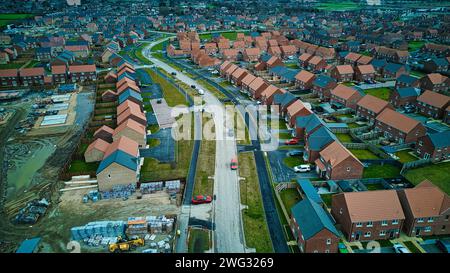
[140,128,175,162]
[267,150,298,183]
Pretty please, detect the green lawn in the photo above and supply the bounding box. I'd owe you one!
[348,122,363,129]
[403,241,422,253]
[410,70,426,78]
[395,150,419,163]
[0,13,33,26]
[0,63,25,69]
[349,149,380,160]
[188,229,210,253]
[146,68,189,107]
[336,133,353,143]
[197,79,227,100]
[193,138,215,197]
[68,160,99,173]
[278,132,293,139]
[239,152,273,253]
[363,164,401,179]
[364,87,392,101]
[366,183,386,191]
[404,162,450,195]
[279,188,302,216]
[320,193,333,208]
[147,138,161,147]
[408,41,425,52]
[283,156,304,168]
[315,1,361,11]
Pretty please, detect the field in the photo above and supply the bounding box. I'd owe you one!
[348,149,380,160]
[0,13,33,27]
[188,228,210,253]
[315,1,361,11]
[404,162,450,195]
[364,87,392,101]
[146,69,189,107]
[363,164,401,179]
[239,152,273,252]
[279,188,301,216]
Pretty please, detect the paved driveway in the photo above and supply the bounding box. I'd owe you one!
[267,150,318,183]
[140,128,175,162]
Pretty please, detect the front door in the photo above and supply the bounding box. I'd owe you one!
[355,233,360,241]
[389,231,395,239]
[415,228,421,236]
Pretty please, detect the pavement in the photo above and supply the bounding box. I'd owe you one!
[143,39,247,253]
[140,128,175,163]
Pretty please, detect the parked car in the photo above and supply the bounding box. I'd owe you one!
[171,72,177,76]
[191,195,212,204]
[191,85,196,89]
[198,89,205,95]
[285,138,300,145]
[393,243,411,253]
[286,150,303,157]
[293,164,311,173]
[230,158,238,170]
[404,105,415,113]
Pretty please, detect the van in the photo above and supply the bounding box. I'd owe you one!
[293,164,311,173]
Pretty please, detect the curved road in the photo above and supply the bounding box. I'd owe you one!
[143,39,248,253]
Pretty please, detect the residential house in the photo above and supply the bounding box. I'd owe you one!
[424,58,449,74]
[330,65,354,82]
[84,138,110,163]
[395,74,420,89]
[389,87,421,108]
[303,126,336,163]
[94,125,114,143]
[51,65,67,84]
[290,198,340,253]
[416,90,450,119]
[375,108,426,144]
[113,118,146,147]
[330,84,363,110]
[312,75,337,100]
[96,150,140,192]
[0,69,19,86]
[243,48,261,62]
[331,190,405,242]
[295,113,323,140]
[307,56,327,72]
[416,131,450,162]
[298,53,313,68]
[397,180,450,237]
[285,100,313,128]
[69,64,96,82]
[20,67,45,86]
[382,63,408,79]
[248,77,269,99]
[295,70,316,91]
[356,95,392,123]
[230,68,248,86]
[420,73,449,93]
[354,65,376,82]
[260,85,285,105]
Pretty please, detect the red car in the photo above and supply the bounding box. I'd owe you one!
[284,138,300,145]
[191,195,212,205]
[230,158,238,170]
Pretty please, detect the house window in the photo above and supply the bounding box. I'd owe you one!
[326,238,332,245]
[442,225,446,231]
[379,230,386,236]
[356,222,363,227]
[381,220,388,226]
[346,167,351,172]
[424,227,432,233]
[446,215,449,221]
[325,250,330,253]
[339,208,343,215]
[367,221,373,227]
[428,217,434,223]
[418,218,424,223]
[364,231,371,238]
[392,219,398,225]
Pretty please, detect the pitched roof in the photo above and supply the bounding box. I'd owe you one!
[357,94,390,114]
[291,198,339,240]
[103,136,139,159]
[425,73,448,85]
[51,65,66,74]
[417,90,450,108]
[0,69,18,77]
[295,70,315,83]
[308,126,336,151]
[297,179,323,204]
[113,118,146,136]
[400,180,450,218]
[319,140,360,167]
[94,125,114,137]
[335,65,354,75]
[356,64,375,74]
[69,64,96,73]
[396,87,421,98]
[241,73,256,86]
[20,67,44,77]
[331,84,359,100]
[313,74,336,88]
[86,138,110,154]
[248,77,266,91]
[97,150,138,174]
[339,190,405,222]
[376,108,421,134]
[427,130,450,148]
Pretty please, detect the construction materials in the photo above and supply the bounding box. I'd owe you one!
[71,221,126,241]
[13,198,49,225]
[59,185,97,192]
[100,184,136,200]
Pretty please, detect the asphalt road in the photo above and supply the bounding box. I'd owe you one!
[143,39,247,253]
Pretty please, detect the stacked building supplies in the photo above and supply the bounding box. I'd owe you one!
[165,180,181,193]
[71,221,126,241]
[126,217,148,237]
[146,215,174,234]
[140,182,163,194]
[100,184,136,200]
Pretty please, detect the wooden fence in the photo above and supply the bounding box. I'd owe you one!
[400,159,432,175]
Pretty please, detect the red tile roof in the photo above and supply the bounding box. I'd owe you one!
[20,67,45,77]
[376,108,422,134]
[69,64,96,73]
[103,136,139,158]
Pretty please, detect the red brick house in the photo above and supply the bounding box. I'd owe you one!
[330,65,354,82]
[330,84,363,110]
[315,141,364,181]
[285,100,313,128]
[312,75,337,100]
[290,198,340,253]
[331,190,405,242]
[298,53,313,68]
[397,180,450,237]
[224,63,239,81]
[231,68,249,86]
[420,73,450,93]
[260,85,285,105]
[93,125,114,143]
[222,49,239,62]
[204,43,218,55]
[356,95,393,124]
[415,131,450,161]
[294,70,316,90]
[51,65,67,84]
[0,69,19,86]
[268,46,282,58]
[20,67,45,86]
[280,45,297,59]
[248,77,269,100]
[243,48,261,62]
[354,65,376,82]
[69,64,97,82]
[307,56,327,72]
[374,108,426,144]
[241,73,256,93]
[265,56,284,69]
[416,90,450,119]
[219,61,232,77]
[389,87,421,108]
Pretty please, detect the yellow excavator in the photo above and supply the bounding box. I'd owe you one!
[108,236,145,253]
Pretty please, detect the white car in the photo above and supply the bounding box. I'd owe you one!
[198,89,205,95]
[393,243,411,254]
[293,165,311,173]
